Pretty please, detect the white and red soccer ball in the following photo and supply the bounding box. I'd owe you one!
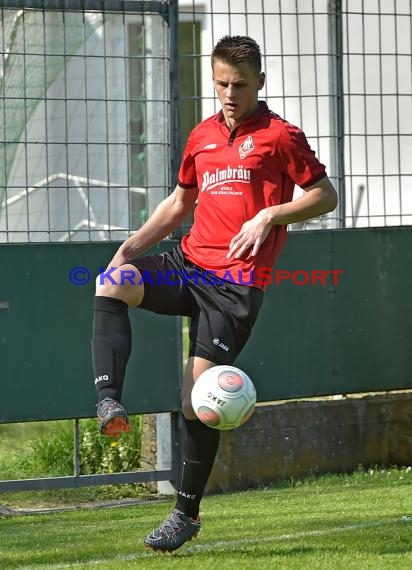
[191,365,256,430]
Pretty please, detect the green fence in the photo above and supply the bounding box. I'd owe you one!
[1,228,411,492]
[237,226,411,399]
[1,228,410,425]
[0,241,181,424]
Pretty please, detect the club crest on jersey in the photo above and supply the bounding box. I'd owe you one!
[239,135,254,159]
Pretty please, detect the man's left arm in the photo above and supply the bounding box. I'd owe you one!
[270,175,338,225]
[227,175,337,259]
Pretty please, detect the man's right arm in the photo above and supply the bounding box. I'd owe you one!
[112,185,198,265]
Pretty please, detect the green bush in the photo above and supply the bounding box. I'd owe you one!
[80,416,143,475]
[19,416,143,477]
[18,422,73,476]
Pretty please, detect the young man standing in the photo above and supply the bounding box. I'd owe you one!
[92,35,337,552]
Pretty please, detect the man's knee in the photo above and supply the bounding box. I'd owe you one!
[95,264,144,306]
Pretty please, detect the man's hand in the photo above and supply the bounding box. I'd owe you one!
[107,246,131,270]
[227,177,338,260]
[227,209,276,259]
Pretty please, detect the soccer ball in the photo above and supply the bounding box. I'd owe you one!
[191,365,257,430]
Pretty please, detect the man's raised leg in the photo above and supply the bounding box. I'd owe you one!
[92,264,144,436]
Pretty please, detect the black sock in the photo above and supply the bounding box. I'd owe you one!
[175,417,220,519]
[91,296,131,403]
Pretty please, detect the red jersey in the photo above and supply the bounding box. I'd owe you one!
[178,102,326,289]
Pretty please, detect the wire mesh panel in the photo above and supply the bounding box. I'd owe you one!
[0,1,171,242]
[177,0,340,231]
[1,1,411,241]
[342,0,412,227]
[177,0,411,230]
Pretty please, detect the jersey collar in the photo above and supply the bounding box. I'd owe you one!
[215,100,268,130]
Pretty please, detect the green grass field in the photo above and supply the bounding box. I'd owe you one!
[1,468,411,569]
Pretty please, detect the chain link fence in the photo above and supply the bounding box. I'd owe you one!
[1,0,410,242]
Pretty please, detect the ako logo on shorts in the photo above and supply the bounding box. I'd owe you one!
[213,337,229,352]
[239,135,254,159]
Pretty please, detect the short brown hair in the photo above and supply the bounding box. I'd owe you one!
[211,35,262,74]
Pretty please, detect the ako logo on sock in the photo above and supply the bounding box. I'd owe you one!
[178,490,196,500]
[95,374,109,385]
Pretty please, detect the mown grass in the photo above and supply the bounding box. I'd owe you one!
[0,467,411,569]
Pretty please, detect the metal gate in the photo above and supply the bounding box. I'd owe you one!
[0,0,182,493]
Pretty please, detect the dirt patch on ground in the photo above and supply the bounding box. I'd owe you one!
[0,495,171,516]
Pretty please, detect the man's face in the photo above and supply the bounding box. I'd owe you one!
[212,59,265,128]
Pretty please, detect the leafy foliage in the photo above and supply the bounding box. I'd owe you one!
[16,416,143,477]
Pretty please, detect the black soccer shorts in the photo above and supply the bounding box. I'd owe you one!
[129,244,264,365]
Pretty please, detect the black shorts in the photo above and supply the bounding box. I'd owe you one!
[129,245,264,365]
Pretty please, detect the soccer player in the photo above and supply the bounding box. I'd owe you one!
[92,35,338,552]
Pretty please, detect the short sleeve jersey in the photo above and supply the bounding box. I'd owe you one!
[178,102,326,290]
